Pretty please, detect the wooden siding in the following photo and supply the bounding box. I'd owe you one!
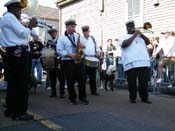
[59,0,126,47]
[102,0,126,41]
[58,0,175,46]
[144,0,175,35]
[60,0,101,42]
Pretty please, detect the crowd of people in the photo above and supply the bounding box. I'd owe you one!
[1,0,175,121]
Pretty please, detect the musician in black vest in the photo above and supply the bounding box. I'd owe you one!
[57,19,88,105]
[47,29,65,98]
[82,25,101,95]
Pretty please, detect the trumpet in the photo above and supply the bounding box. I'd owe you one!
[21,14,53,29]
[136,22,153,33]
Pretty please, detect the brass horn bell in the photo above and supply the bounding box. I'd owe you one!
[143,22,152,30]
[137,22,153,33]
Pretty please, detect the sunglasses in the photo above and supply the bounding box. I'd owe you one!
[82,29,89,32]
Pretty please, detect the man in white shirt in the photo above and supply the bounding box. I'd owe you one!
[81,25,101,95]
[1,0,37,120]
[57,19,88,105]
[119,21,151,104]
[153,30,175,83]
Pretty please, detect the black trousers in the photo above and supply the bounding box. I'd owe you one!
[5,49,31,116]
[49,67,65,96]
[62,60,86,100]
[85,66,97,93]
[126,67,149,101]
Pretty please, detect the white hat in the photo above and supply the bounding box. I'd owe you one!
[4,0,21,7]
[106,65,116,75]
[31,28,38,36]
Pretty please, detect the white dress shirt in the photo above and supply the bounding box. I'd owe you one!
[155,36,175,57]
[0,12,31,47]
[56,32,85,60]
[119,34,150,71]
[83,36,100,56]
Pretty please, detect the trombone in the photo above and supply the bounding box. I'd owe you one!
[37,20,53,29]
[20,0,53,29]
[136,22,154,34]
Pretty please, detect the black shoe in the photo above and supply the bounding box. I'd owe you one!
[49,94,57,97]
[111,88,114,92]
[59,95,65,98]
[129,99,136,104]
[37,81,42,84]
[79,98,89,105]
[3,104,7,108]
[4,110,11,117]
[70,99,77,105]
[142,100,152,104]
[12,114,33,121]
[91,92,99,96]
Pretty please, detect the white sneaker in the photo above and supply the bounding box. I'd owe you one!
[100,84,104,89]
[156,78,162,83]
[168,84,172,88]
[47,87,51,90]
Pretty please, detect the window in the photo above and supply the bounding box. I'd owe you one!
[127,0,143,27]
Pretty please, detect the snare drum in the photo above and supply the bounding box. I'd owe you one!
[85,56,99,68]
[41,48,55,69]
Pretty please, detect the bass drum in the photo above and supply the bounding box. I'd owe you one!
[41,48,55,70]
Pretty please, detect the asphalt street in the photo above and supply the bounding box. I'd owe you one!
[0,84,175,131]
